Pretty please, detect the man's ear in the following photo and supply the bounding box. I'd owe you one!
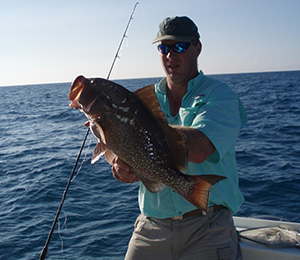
[196,41,202,56]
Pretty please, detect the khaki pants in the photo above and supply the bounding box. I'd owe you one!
[125,208,242,260]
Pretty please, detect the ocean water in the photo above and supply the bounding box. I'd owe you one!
[0,71,299,259]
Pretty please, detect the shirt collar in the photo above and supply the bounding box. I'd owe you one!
[156,71,204,95]
[187,70,204,92]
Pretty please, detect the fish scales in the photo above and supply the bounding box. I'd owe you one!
[69,76,225,211]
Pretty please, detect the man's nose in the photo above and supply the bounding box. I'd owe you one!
[166,49,177,58]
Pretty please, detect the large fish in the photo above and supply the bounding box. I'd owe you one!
[69,76,225,211]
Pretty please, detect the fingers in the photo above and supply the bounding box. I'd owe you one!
[112,156,140,183]
[84,121,90,127]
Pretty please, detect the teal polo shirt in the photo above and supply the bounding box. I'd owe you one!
[138,71,247,218]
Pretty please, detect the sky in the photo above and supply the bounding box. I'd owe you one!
[0,0,299,87]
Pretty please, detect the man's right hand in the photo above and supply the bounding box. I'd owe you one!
[112,156,140,183]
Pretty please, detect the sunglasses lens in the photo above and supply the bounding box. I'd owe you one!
[173,42,190,53]
[157,44,169,54]
[157,42,190,54]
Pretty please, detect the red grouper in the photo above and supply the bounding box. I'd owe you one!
[68,76,225,211]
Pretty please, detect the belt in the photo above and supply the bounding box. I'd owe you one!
[167,205,227,221]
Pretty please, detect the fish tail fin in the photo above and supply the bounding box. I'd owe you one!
[188,175,225,211]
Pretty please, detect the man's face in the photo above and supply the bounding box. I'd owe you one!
[159,40,201,85]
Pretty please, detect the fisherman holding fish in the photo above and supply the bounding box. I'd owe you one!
[69,15,247,260]
[112,16,247,259]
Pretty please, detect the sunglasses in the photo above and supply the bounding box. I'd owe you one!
[157,42,191,54]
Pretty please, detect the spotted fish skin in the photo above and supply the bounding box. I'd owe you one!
[69,76,225,211]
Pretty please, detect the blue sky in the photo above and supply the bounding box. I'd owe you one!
[0,0,299,86]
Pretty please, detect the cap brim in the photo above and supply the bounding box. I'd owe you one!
[152,35,194,44]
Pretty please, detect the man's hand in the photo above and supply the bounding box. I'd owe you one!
[112,156,140,183]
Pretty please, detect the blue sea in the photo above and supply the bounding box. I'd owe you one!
[1,71,299,259]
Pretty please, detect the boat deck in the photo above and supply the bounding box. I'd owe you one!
[233,217,300,260]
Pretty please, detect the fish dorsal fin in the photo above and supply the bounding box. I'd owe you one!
[134,85,188,172]
[134,84,167,123]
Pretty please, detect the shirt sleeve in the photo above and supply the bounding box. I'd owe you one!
[191,83,242,163]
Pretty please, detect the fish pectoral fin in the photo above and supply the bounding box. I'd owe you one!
[140,177,165,193]
[105,149,116,165]
[91,142,106,164]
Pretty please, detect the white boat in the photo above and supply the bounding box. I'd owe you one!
[233,216,300,260]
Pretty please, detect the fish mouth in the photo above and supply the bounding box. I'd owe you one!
[69,75,86,109]
[69,75,103,118]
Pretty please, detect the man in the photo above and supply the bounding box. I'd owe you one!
[112,16,247,259]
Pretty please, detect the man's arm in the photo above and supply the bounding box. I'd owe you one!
[173,126,215,163]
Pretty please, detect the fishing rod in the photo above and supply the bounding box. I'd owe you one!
[39,3,139,259]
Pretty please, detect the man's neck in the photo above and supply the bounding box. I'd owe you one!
[166,71,200,115]
[166,82,187,116]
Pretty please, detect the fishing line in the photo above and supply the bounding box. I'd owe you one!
[57,211,66,260]
[71,139,92,183]
[39,2,139,260]
[141,5,150,36]
[58,138,91,256]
